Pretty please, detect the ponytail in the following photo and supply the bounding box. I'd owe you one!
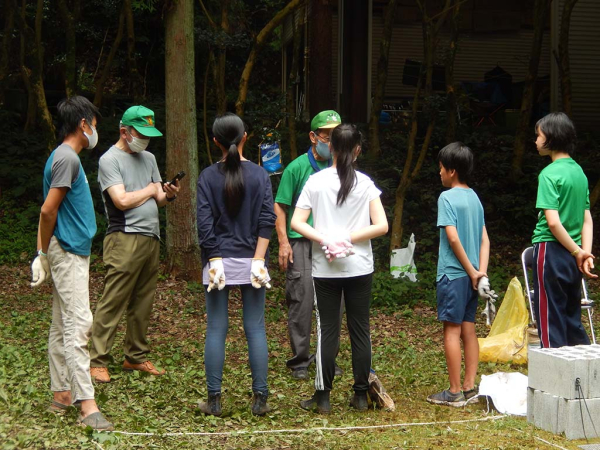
[330,124,360,206]
[212,113,246,216]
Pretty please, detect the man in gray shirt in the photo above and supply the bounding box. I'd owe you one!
[90,105,180,383]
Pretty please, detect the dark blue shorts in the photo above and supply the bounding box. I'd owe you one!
[436,275,478,324]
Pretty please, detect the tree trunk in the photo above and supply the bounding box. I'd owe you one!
[165,0,202,281]
[94,6,125,107]
[367,0,399,159]
[0,0,15,104]
[13,0,55,151]
[236,0,302,117]
[590,178,600,210]
[56,0,79,97]
[445,0,461,144]
[286,5,303,160]
[308,0,333,118]
[389,0,451,251]
[554,0,578,118]
[124,0,143,101]
[203,51,213,165]
[511,0,550,181]
[215,0,229,114]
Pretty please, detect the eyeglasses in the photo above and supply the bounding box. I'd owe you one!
[314,133,330,143]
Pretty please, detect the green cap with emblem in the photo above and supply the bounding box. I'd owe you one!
[121,105,163,137]
[310,110,341,131]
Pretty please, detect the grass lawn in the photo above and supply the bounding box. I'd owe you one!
[1,263,599,449]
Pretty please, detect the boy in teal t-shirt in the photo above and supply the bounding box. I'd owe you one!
[531,112,596,348]
[427,142,492,407]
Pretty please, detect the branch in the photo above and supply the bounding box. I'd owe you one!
[198,0,217,29]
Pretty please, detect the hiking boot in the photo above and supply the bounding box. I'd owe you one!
[334,364,343,377]
[197,393,222,417]
[291,367,308,380]
[122,360,165,376]
[349,392,369,411]
[368,372,396,411]
[463,385,479,404]
[300,390,331,414]
[90,367,110,383]
[251,392,271,416]
[426,389,465,407]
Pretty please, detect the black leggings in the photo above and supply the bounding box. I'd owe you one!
[313,273,372,393]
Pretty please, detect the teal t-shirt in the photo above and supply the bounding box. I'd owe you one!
[532,157,589,245]
[43,144,97,256]
[436,187,485,282]
[274,151,328,239]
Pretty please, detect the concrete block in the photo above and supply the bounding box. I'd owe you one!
[528,345,600,399]
[527,387,535,424]
[532,390,560,434]
[563,397,600,440]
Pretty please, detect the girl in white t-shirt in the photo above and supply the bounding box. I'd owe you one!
[291,124,388,413]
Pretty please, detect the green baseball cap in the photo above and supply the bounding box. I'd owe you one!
[121,105,163,137]
[310,110,341,131]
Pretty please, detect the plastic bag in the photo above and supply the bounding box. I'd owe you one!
[478,277,528,364]
[259,142,284,175]
[390,233,417,282]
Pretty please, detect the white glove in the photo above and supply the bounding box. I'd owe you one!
[250,258,271,289]
[320,233,354,262]
[207,258,226,292]
[31,253,50,288]
[477,277,498,301]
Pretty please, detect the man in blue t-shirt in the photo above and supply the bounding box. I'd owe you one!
[30,96,113,431]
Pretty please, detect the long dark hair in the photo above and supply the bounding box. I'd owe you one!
[213,113,245,216]
[330,124,361,206]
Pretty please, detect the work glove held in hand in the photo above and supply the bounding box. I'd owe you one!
[31,254,50,288]
[477,276,498,301]
[250,258,271,289]
[320,234,354,262]
[207,258,226,292]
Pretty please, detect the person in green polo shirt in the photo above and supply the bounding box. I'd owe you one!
[274,110,342,380]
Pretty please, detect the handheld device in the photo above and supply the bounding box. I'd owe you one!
[168,171,186,185]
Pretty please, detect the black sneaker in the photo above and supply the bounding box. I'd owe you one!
[426,389,465,407]
[300,390,331,414]
[463,385,479,404]
[251,392,271,416]
[291,367,308,380]
[197,393,222,416]
[349,392,369,411]
[334,364,343,377]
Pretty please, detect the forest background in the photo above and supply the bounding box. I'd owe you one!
[1,0,599,448]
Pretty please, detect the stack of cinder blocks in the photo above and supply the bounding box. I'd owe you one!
[528,344,600,439]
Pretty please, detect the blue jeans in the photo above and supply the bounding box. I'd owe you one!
[204,285,268,395]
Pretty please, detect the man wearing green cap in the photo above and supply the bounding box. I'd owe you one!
[274,110,342,379]
[90,105,179,383]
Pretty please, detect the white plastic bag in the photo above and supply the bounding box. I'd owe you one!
[479,372,528,416]
[390,233,417,282]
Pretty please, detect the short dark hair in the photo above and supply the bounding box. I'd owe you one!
[437,142,473,183]
[56,96,100,142]
[535,112,577,155]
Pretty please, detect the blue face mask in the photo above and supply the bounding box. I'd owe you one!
[315,140,331,160]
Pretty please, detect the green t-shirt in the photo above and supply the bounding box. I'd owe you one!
[275,152,328,239]
[532,157,590,245]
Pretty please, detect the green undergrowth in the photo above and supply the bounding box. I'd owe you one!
[1,267,598,449]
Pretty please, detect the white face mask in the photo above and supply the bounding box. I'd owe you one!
[84,124,98,150]
[126,129,150,153]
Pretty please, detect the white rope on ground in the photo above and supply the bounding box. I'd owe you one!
[533,436,568,450]
[109,414,506,437]
[91,440,105,450]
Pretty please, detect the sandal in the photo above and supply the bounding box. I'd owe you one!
[77,411,114,431]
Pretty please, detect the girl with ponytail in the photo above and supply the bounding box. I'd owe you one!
[291,123,388,413]
[196,113,276,417]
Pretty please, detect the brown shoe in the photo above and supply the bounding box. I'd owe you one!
[122,360,166,376]
[90,367,110,383]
